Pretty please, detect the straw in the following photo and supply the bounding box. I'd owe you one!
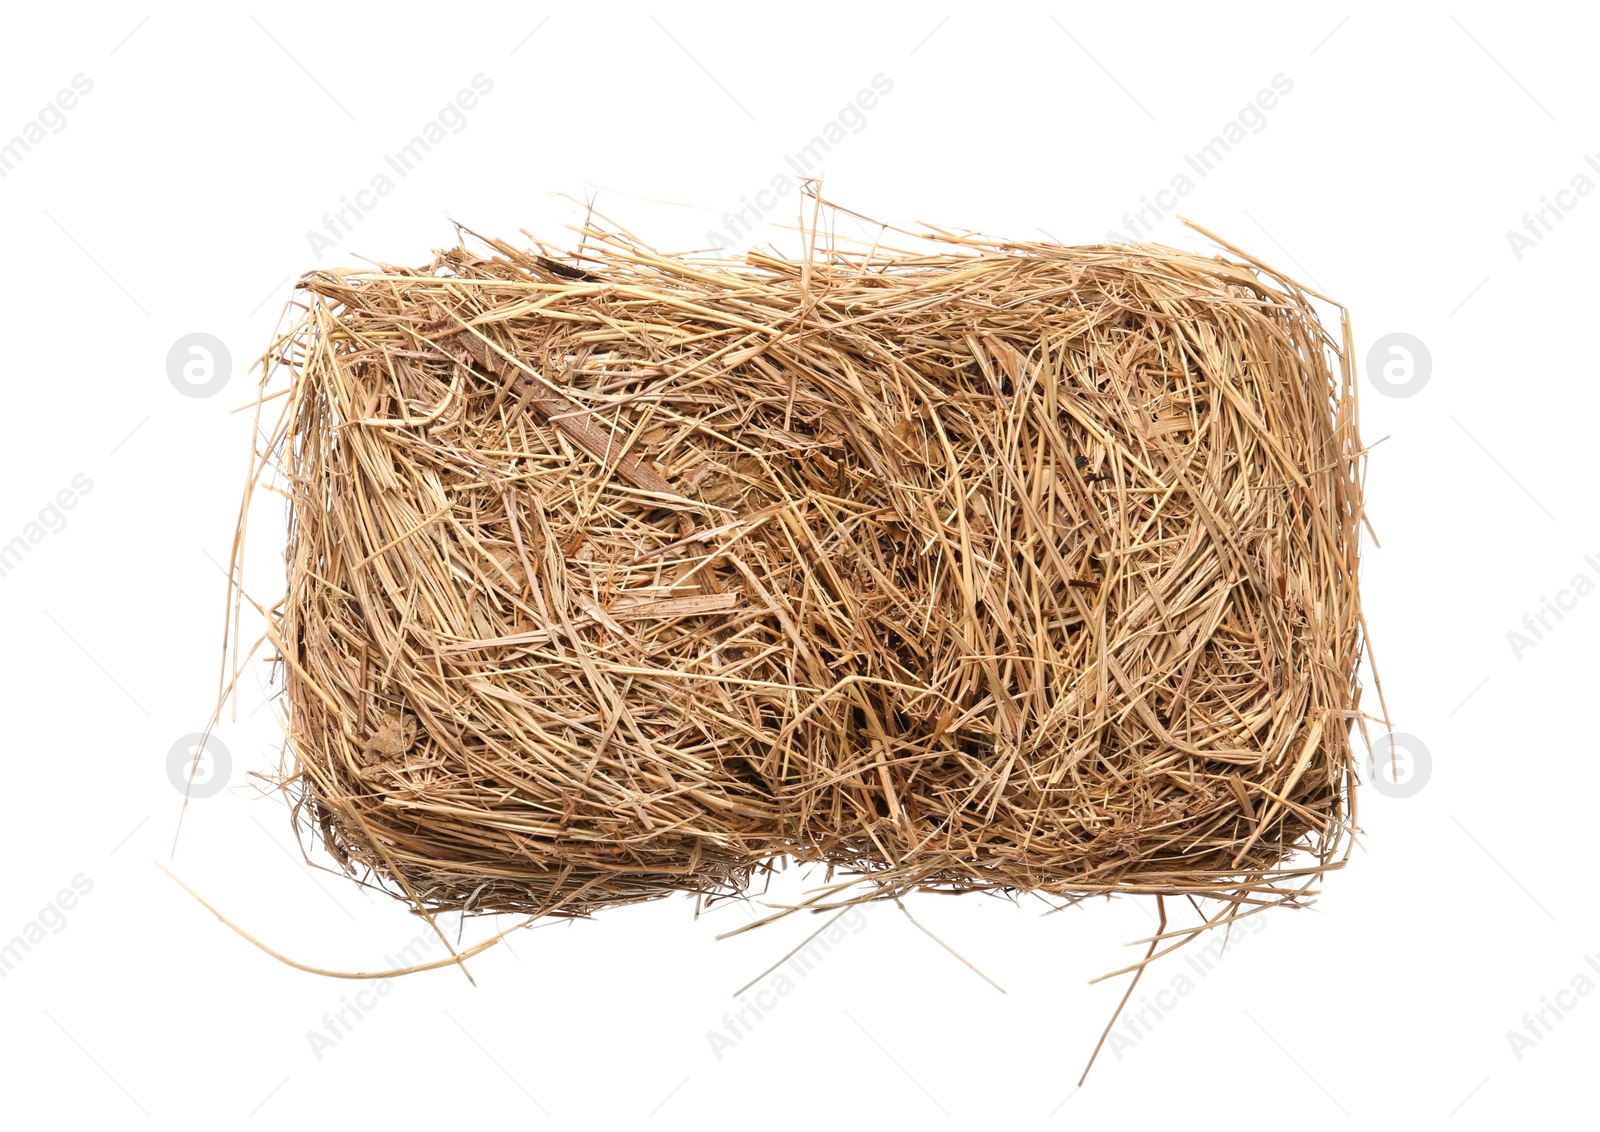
[230,190,1370,945]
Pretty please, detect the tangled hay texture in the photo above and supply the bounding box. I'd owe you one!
[243,202,1370,926]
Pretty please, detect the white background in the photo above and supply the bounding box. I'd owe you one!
[0,2,1592,1128]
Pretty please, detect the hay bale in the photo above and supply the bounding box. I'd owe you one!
[245,202,1368,926]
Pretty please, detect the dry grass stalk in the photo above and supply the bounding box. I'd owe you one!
[230,192,1373,949]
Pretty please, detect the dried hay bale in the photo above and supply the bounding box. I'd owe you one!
[235,198,1372,936]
